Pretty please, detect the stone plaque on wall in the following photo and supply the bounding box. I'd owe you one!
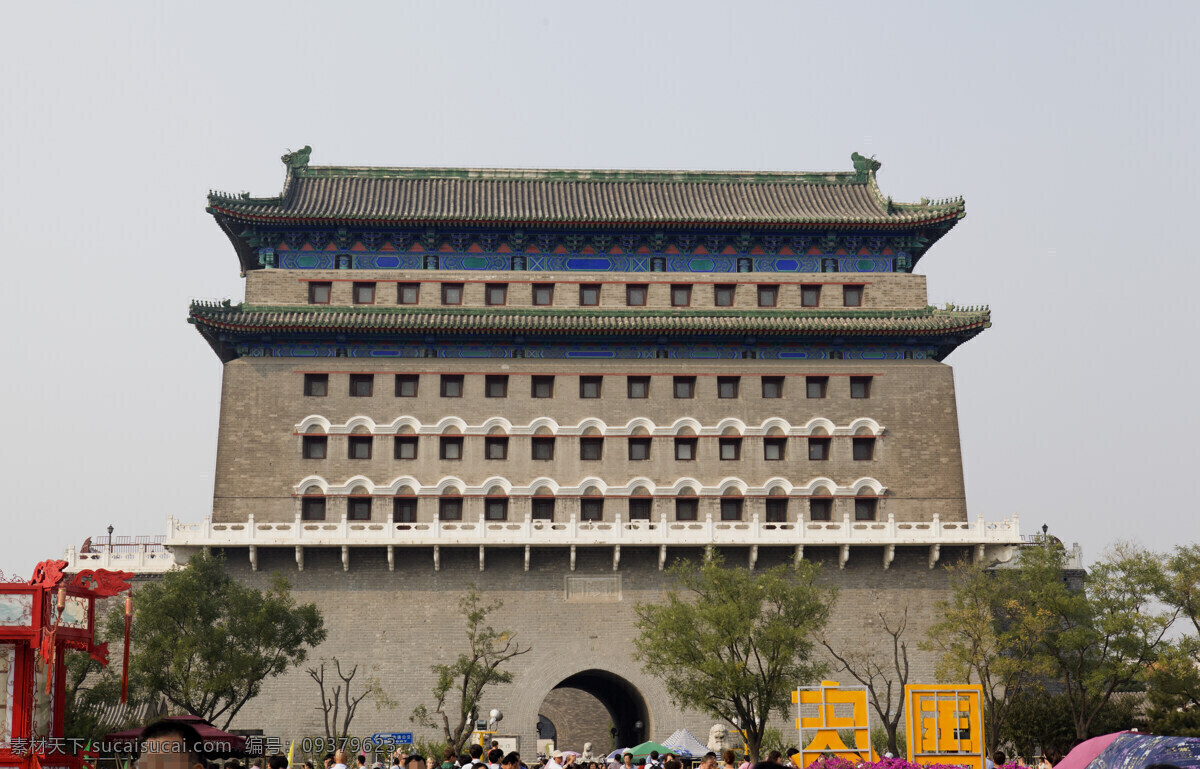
[565,575,622,602]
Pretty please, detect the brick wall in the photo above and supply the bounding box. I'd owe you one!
[538,689,612,755]
[212,545,965,751]
[211,357,967,525]
[244,270,929,311]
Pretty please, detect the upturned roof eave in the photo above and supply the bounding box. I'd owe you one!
[187,304,991,338]
[208,205,965,230]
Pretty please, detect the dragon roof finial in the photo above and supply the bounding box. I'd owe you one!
[851,152,881,180]
[282,145,312,171]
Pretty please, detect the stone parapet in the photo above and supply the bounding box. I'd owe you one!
[61,513,1021,575]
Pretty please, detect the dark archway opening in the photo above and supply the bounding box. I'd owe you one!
[537,669,650,753]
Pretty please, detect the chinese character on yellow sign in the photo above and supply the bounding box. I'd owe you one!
[905,685,985,769]
[791,680,878,767]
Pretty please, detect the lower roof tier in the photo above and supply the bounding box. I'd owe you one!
[190,302,989,338]
[190,302,989,362]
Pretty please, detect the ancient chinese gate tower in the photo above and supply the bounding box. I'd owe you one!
[174,149,1017,743]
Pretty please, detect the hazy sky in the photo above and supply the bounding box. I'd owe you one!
[1,1,1197,578]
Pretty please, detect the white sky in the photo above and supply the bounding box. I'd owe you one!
[1,1,1198,578]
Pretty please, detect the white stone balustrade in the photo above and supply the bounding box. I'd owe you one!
[164,511,1020,548]
[64,513,1023,574]
[62,545,175,573]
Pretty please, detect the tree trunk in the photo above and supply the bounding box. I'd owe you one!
[885,722,899,756]
[746,728,762,763]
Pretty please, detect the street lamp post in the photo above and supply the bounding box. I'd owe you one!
[107,524,114,554]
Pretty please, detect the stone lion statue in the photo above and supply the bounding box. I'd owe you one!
[581,744,594,762]
[707,724,728,752]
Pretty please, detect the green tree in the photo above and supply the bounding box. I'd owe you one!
[64,643,143,742]
[1032,543,1173,741]
[633,555,835,762]
[922,559,1055,753]
[1144,643,1200,737]
[1162,544,1200,637]
[928,543,1174,746]
[411,587,531,753]
[1000,689,1142,760]
[1146,545,1200,736]
[102,550,326,729]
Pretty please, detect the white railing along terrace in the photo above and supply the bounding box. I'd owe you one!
[64,514,1022,574]
[164,512,1021,548]
[63,546,176,572]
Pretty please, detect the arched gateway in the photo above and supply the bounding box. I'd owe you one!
[539,670,650,753]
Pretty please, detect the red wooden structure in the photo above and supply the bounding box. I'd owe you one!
[0,560,132,769]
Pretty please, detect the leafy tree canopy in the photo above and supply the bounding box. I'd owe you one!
[101,550,326,729]
[634,555,835,762]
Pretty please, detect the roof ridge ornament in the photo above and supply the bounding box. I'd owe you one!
[282,145,312,171]
[851,152,881,181]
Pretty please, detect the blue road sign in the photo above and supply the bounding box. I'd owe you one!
[369,733,414,745]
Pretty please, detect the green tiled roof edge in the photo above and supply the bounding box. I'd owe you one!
[188,301,990,333]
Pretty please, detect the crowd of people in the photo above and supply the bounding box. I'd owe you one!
[132,719,1061,769]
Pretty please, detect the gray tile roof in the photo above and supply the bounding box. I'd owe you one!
[189,302,991,337]
[207,152,965,227]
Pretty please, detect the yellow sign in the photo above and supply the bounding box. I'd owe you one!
[904,685,985,769]
[792,680,878,767]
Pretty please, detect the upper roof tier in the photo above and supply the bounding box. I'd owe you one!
[207,148,965,229]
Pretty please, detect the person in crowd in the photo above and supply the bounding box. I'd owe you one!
[333,752,349,769]
[545,751,565,769]
[138,719,208,769]
[324,756,335,769]
[440,749,457,769]
[698,755,718,769]
[404,755,428,769]
[356,756,368,769]
[622,754,635,769]
[993,752,1008,768]
[721,752,737,769]
[647,753,661,769]
[269,756,289,769]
